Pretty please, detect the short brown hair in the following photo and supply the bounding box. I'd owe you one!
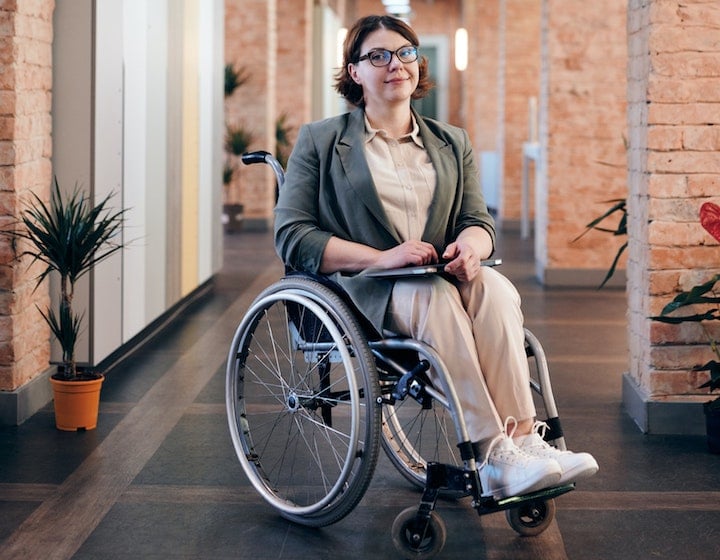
[334,15,434,107]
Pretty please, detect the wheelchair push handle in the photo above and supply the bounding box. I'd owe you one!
[241,150,285,188]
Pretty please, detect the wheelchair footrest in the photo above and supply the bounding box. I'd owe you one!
[473,483,575,516]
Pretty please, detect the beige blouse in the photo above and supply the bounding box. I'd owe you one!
[363,115,437,242]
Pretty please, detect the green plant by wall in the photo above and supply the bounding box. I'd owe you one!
[225,64,250,98]
[652,202,720,412]
[573,198,627,288]
[275,113,294,170]
[5,180,127,379]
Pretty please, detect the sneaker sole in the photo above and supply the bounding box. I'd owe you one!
[558,461,599,485]
[482,471,562,500]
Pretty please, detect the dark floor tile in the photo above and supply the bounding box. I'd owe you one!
[559,509,720,560]
[0,410,123,484]
[132,412,244,487]
[0,501,40,543]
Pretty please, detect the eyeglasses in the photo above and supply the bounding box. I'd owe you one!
[357,45,418,67]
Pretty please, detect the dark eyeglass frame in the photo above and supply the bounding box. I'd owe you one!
[357,45,419,67]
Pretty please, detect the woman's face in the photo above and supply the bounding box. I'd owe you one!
[348,27,419,110]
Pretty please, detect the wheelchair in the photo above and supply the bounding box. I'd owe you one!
[226,151,574,559]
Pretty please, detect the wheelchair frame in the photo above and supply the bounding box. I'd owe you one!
[225,151,574,559]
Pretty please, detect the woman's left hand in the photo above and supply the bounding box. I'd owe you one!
[441,227,494,282]
[442,240,481,282]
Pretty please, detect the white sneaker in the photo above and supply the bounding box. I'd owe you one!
[515,421,599,485]
[477,418,562,499]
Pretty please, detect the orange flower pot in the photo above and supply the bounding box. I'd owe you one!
[50,374,104,431]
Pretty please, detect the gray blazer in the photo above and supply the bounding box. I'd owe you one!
[274,107,496,334]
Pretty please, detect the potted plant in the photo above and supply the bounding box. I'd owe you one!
[223,123,254,233]
[653,202,720,453]
[7,179,127,430]
[223,64,252,233]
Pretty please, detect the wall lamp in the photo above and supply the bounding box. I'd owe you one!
[455,28,468,71]
[337,27,347,67]
[382,0,412,19]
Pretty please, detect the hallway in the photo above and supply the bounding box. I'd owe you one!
[1,228,719,560]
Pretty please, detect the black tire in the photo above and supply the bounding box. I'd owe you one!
[391,506,447,560]
[505,498,556,536]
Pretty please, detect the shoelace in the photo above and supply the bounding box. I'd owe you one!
[525,420,569,455]
[531,420,549,439]
[478,416,523,469]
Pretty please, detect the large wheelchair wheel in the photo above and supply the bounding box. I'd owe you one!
[226,277,381,527]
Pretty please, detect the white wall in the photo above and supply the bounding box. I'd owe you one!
[52,0,225,366]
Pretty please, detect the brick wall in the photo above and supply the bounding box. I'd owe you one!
[276,0,312,135]
[224,0,277,224]
[503,0,541,221]
[628,0,720,399]
[540,0,628,276]
[464,0,499,155]
[0,0,54,391]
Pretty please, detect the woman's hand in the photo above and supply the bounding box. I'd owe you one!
[442,227,493,282]
[375,240,439,270]
[320,237,438,274]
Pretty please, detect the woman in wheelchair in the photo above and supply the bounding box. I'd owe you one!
[274,14,598,500]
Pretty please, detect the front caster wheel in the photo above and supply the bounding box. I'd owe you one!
[505,498,556,536]
[391,506,447,560]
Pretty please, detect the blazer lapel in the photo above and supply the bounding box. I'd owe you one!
[417,113,457,244]
[336,109,400,241]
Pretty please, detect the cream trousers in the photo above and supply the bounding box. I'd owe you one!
[385,267,536,443]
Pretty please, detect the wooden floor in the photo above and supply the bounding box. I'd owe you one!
[1,229,719,560]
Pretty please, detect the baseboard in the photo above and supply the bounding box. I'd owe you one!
[0,278,215,427]
[0,366,54,426]
[234,217,271,232]
[537,265,627,289]
[622,373,708,435]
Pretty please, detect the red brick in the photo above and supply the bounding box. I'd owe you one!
[649,23,720,53]
[647,125,683,150]
[683,126,720,150]
[648,76,720,103]
[648,102,720,125]
[687,175,720,197]
[647,150,720,174]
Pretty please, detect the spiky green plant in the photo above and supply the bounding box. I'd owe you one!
[225,124,254,157]
[224,64,250,97]
[223,159,235,186]
[10,179,127,379]
[275,113,294,169]
[573,198,628,288]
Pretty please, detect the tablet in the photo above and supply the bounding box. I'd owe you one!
[364,259,502,279]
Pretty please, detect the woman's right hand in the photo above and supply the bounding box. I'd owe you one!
[374,240,439,270]
[320,237,438,274]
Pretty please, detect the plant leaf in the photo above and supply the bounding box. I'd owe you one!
[573,199,627,242]
[599,241,628,288]
[695,360,720,392]
[658,274,720,316]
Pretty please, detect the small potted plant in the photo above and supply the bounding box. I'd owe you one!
[653,202,720,453]
[6,179,127,430]
[223,123,254,232]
